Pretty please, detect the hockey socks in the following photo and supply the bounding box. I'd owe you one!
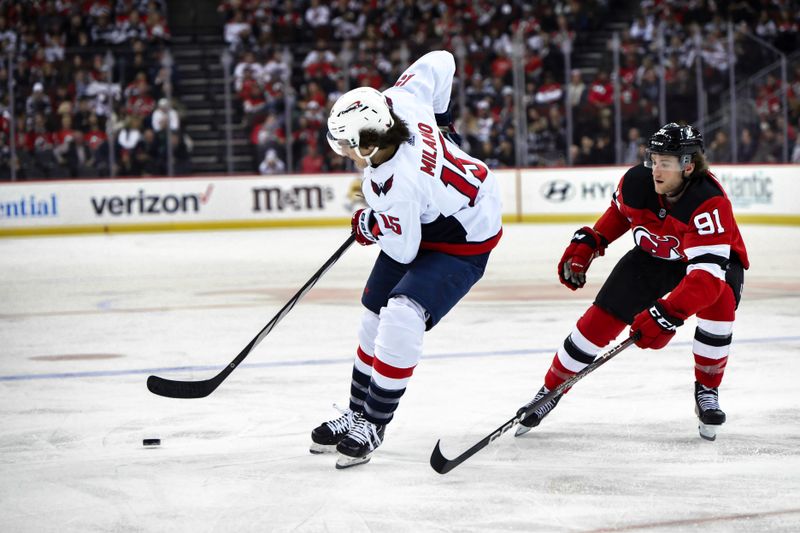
[693,318,732,389]
[544,305,625,392]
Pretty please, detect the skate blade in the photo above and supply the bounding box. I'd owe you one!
[514,424,533,437]
[309,443,338,454]
[335,453,372,469]
[698,422,720,441]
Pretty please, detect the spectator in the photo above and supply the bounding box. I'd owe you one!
[85,114,108,150]
[117,115,143,154]
[566,69,586,108]
[262,49,290,85]
[594,132,614,164]
[117,9,147,42]
[573,135,597,165]
[63,132,97,178]
[136,128,160,175]
[117,147,140,176]
[299,145,324,173]
[707,130,732,163]
[752,126,781,162]
[587,71,613,110]
[53,114,77,154]
[125,72,156,118]
[619,82,640,121]
[26,83,52,126]
[170,131,192,174]
[495,138,515,167]
[91,13,121,45]
[738,127,757,163]
[303,41,338,81]
[151,98,179,132]
[630,16,653,42]
[305,0,332,40]
[259,148,287,175]
[224,10,252,51]
[144,8,171,43]
[622,127,643,165]
[534,72,563,108]
[639,67,660,103]
[234,51,263,93]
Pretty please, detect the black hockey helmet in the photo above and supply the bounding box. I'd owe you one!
[644,123,704,170]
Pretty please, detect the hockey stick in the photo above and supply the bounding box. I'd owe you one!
[429,334,639,474]
[147,234,357,399]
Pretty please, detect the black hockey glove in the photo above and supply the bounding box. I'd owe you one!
[435,109,462,147]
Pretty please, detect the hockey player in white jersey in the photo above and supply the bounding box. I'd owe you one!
[310,51,503,468]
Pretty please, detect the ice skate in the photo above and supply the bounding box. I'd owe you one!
[515,385,562,436]
[695,381,726,441]
[310,406,358,454]
[335,416,385,469]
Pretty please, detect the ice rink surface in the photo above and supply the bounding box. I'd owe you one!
[1,223,799,532]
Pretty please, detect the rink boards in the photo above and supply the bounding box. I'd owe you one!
[0,164,797,236]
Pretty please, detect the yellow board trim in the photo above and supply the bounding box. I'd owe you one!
[511,213,800,225]
[0,217,351,237]
[2,213,799,238]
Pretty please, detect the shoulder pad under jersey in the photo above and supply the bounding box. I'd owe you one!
[620,163,660,213]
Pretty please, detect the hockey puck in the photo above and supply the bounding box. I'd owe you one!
[142,438,161,447]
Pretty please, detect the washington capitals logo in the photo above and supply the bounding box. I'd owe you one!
[338,101,362,116]
[371,175,394,196]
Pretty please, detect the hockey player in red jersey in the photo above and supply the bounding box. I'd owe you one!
[517,123,748,441]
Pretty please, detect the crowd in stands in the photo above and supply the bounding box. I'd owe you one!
[1,1,799,180]
[611,0,800,165]
[220,0,800,174]
[0,0,192,180]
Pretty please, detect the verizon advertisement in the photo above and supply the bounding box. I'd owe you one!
[0,174,367,232]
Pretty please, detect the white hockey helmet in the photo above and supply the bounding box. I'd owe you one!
[327,87,394,162]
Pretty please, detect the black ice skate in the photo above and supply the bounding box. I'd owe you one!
[695,381,726,441]
[515,385,562,436]
[310,406,358,454]
[335,416,385,469]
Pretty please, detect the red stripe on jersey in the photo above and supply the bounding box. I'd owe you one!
[372,357,416,380]
[356,346,374,366]
[420,228,502,256]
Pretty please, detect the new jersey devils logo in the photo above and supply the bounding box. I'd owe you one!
[633,226,683,260]
[371,175,394,196]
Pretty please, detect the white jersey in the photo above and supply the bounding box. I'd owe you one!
[361,51,503,264]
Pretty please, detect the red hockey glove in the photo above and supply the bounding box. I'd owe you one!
[557,226,607,290]
[351,208,380,246]
[631,299,687,350]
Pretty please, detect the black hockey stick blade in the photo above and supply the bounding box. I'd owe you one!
[146,234,357,399]
[430,411,521,474]
[430,335,639,474]
[147,374,220,399]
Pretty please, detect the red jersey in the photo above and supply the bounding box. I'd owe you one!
[594,164,749,318]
